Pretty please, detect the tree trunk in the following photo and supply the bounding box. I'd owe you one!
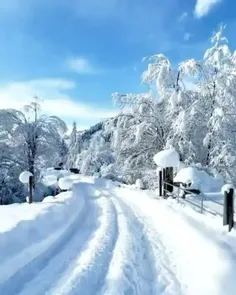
[205,80,217,167]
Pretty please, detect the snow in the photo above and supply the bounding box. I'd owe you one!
[174,167,222,192]
[58,177,73,190]
[114,185,236,295]
[135,179,144,189]
[178,161,187,171]
[19,171,33,184]
[42,168,73,188]
[43,175,58,186]
[0,177,236,295]
[43,168,71,179]
[221,184,235,194]
[153,148,179,168]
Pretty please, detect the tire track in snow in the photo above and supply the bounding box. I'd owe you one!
[98,196,156,295]
[46,196,118,295]
[16,199,98,295]
[0,191,89,295]
[117,195,184,295]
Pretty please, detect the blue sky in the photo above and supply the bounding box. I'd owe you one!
[0,0,235,130]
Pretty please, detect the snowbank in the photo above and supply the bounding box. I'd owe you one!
[0,178,88,284]
[174,167,222,192]
[153,148,179,168]
[41,168,73,189]
[135,179,145,189]
[58,177,73,190]
[42,168,71,181]
[43,174,58,186]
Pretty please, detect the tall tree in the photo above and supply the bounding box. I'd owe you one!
[113,25,236,185]
[0,99,67,185]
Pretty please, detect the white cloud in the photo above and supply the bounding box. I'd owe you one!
[65,57,99,74]
[178,12,188,22]
[194,0,222,18]
[184,32,192,41]
[0,78,117,128]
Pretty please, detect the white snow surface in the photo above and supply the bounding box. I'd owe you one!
[0,176,236,295]
[41,168,73,188]
[43,174,58,186]
[154,148,180,168]
[135,179,144,189]
[221,184,235,194]
[19,171,33,184]
[58,177,73,190]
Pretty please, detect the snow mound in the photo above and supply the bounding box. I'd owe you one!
[178,161,187,171]
[42,168,72,188]
[43,175,58,186]
[58,177,73,190]
[154,148,179,168]
[19,171,33,184]
[221,184,234,194]
[135,179,144,189]
[175,167,222,192]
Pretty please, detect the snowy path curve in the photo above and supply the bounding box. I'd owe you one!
[1,179,236,295]
[99,195,183,295]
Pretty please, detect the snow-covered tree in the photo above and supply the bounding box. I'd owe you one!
[113,24,236,185]
[76,130,115,176]
[69,122,77,149]
[175,25,236,182]
[0,99,68,203]
[55,137,68,167]
[62,25,236,187]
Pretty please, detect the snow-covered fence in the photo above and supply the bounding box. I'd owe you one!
[162,180,204,212]
[154,149,235,231]
[161,179,235,232]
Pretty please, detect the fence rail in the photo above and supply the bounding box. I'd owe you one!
[158,168,234,232]
[162,181,220,215]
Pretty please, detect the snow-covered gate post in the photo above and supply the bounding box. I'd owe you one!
[158,170,163,197]
[28,176,34,204]
[223,185,234,232]
[162,167,174,198]
[154,148,179,198]
[19,171,34,204]
[165,167,174,194]
[163,168,166,198]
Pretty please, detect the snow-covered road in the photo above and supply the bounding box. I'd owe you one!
[1,178,236,295]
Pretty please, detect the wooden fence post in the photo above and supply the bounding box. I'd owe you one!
[166,167,174,193]
[159,170,163,197]
[223,188,234,232]
[29,175,34,204]
[163,168,166,198]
